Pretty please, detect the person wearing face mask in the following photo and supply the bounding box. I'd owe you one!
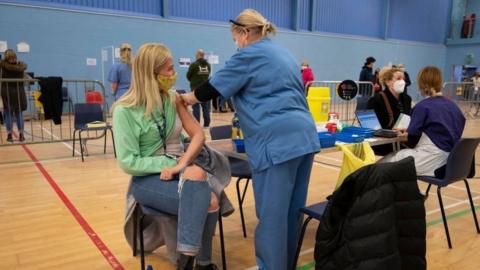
[108,43,133,101]
[112,43,227,270]
[180,9,320,270]
[0,49,28,142]
[380,66,465,177]
[367,67,412,155]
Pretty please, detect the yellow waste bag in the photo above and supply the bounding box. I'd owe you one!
[336,142,376,189]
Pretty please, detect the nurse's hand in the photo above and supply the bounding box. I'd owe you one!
[180,92,199,106]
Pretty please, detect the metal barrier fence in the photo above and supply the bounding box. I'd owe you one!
[0,78,107,145]
[307,80,375,123]
[442,82,480,119]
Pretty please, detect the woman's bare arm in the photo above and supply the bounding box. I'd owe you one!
[160,93,205,180]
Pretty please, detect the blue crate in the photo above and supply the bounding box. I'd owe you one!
[342,127,375,138]
[318,132,336,148]
[232,139,246,153]
[335,132,365,143]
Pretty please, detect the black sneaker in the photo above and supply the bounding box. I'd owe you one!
[194,264,219,270]
[19,133,25,142]
[6,133,13,142]
[177,254,195,270]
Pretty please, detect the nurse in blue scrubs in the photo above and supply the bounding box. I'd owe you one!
[181,9,320,270]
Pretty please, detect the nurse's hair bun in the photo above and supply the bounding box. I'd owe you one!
[234,9,277,38]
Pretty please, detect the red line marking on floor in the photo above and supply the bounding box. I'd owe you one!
[19,143,124,269]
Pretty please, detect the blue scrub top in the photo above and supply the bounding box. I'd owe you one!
[210,38,320,172]
[108,62,132,100]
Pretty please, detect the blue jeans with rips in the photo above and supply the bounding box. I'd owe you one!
[130,174,217,263]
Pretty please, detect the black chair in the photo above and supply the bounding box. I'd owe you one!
[210,125,252,238]
[62,86,74,113]
[72,103,116,162]
[291,201,328,270]
[132,203,227,270]
[352,96,370,125]
[419,137,480,248]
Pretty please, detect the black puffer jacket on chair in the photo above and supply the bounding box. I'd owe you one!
[314,157,426,270]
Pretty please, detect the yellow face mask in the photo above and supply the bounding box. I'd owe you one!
[156,72,177,91]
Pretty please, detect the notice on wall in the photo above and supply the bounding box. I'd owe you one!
[114,47,121,58]
[17,42,30,53]
[86,58,97,66]
[0,41,7,53]
[179,57,191,67]
[207,54,219,64]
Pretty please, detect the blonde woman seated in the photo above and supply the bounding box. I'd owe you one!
[113,43,225,270]
[381,66,465,177]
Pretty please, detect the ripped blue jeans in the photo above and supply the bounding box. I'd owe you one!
[130,174,217,264]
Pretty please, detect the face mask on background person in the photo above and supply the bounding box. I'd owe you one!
[156,72,177,91]
[393,80,406,94]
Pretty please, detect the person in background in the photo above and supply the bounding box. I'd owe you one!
[373,68,382,92]
[368,67,412,155]
[187,49,211,127]
[0,49,28,142]
[472,71,480,115]
[301,60,315,95]
[113,43,222,270]
[181,9,320,270]
[381,66,465,177]
[359,56,376,96]
[108,43,132,101]
[398,63,412,94]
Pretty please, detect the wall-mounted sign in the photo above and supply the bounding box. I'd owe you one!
[17,42,30,53]
[86,58,97,66]
[179,57,191,67]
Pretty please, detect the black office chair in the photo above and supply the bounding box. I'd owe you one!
[419,137,480,248]
[132,203,227,270]
[210,125,252,238]
[72,103,116,162]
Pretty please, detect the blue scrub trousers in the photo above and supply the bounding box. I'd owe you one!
[252,153,315,270]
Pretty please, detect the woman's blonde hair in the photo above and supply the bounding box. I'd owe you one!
[120,43,132,67]
[417,66,443,96]
[114,43,173,117]
[4,49,17,63]
[231,9,276,38]
[379,67,403,86]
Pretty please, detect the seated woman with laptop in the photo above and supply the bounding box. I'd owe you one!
[380,66,465,177]
[367,67,412,155]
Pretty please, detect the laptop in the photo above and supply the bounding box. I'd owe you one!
[356,110,398,138]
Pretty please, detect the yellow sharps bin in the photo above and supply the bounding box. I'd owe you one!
[307,87,331,123]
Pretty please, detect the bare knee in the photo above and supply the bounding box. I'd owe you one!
[209,192,219,212]
[183,165,207,181]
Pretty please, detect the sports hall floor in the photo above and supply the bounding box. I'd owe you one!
[1,112,479,270]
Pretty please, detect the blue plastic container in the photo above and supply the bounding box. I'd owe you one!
[232,139,246,153]
[335,132,365,143]
[318,132,336,148]
[342,127,375,138]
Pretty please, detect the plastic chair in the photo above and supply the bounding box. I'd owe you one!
[291,201,328,270]
[62,87,73,113]
[72,103,116,162]
[352,96,370,125]
[132,203,227,270]
[419,137,480,248]
[210,125,252,238]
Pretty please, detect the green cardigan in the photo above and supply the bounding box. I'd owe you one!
[112,95,178,176]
